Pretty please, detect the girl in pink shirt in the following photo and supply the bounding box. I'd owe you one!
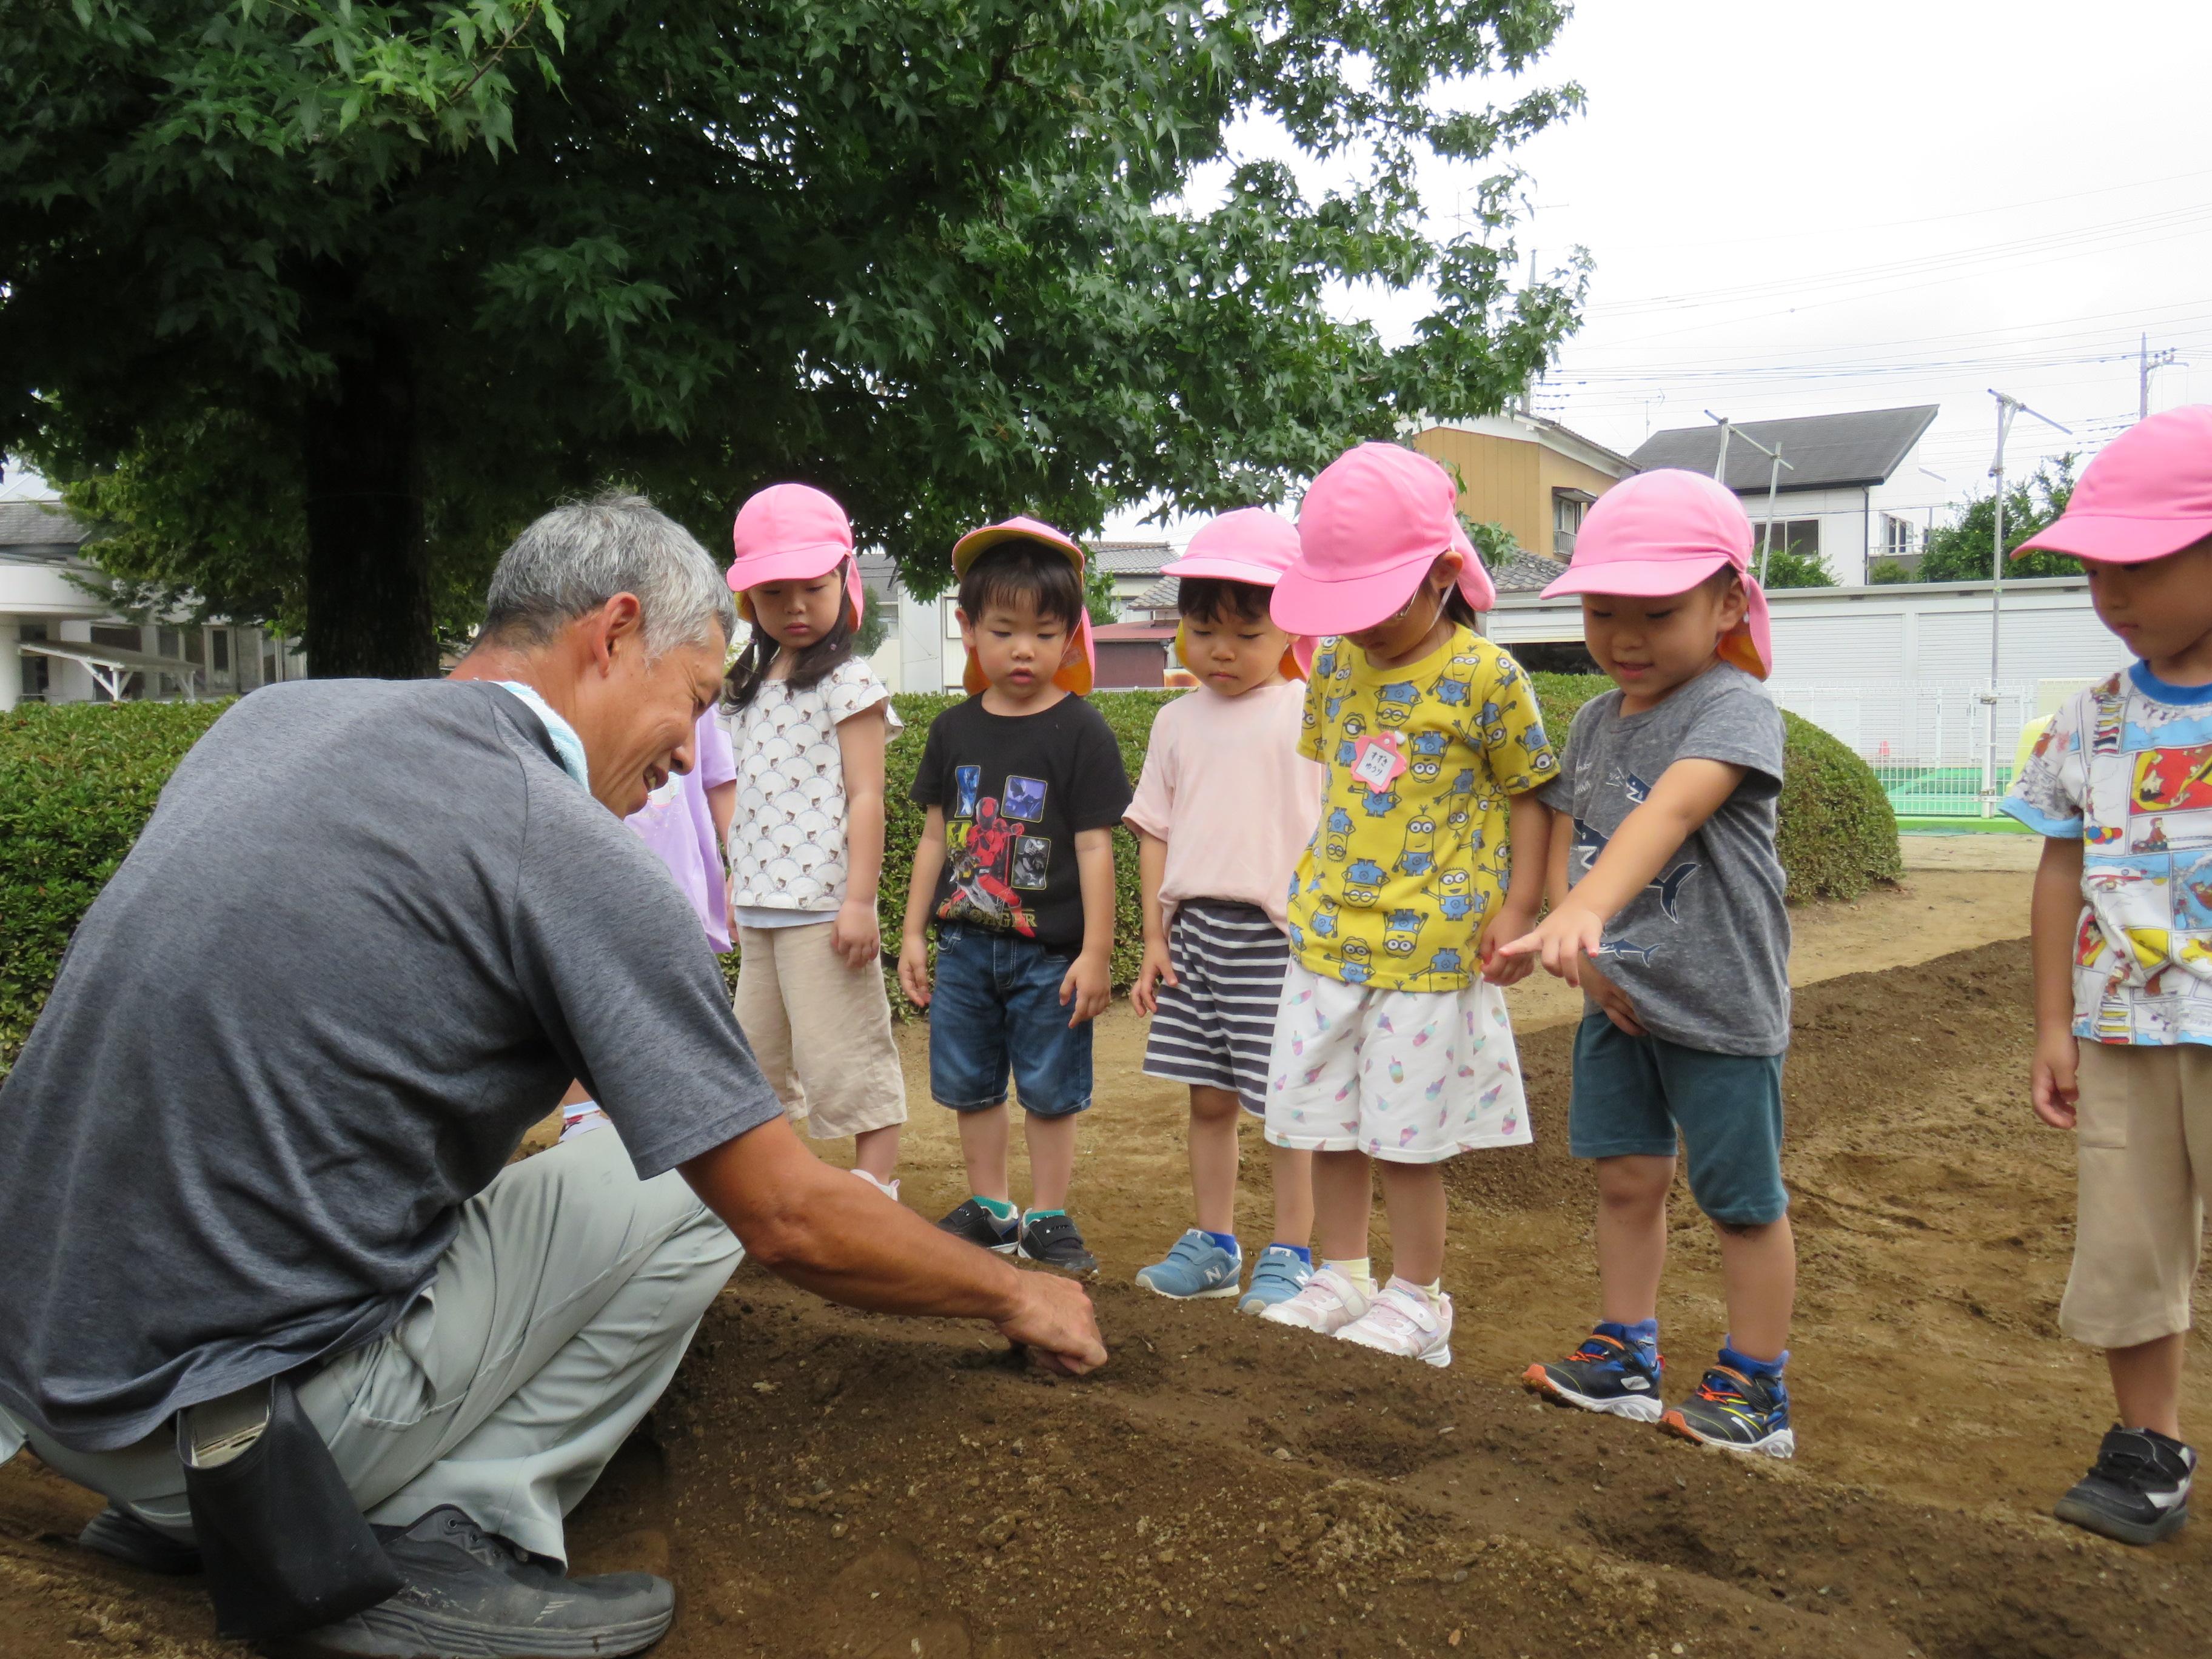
[1127,511,1325,1311]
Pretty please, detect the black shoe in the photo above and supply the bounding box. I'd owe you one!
[937,1198,1019,1254]
[280,1506,674,1658]
[2055,1427,2196,1546]
[1017,1211,1098,1278]
[78,1507,203,1574]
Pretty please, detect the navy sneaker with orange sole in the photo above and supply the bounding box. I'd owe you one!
[1523,1328,1665,1424]
[1661,1363,1795,1458]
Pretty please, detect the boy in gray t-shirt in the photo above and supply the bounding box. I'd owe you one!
[1498,470,1798,1460]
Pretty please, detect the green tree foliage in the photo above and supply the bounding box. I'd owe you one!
[1912,458,2080,583]
[4,0,1589,673]
[4,680,1902,1069]
[1758,543,1838,589]
[1084,561,1120,628]
[1458,517,1515,569]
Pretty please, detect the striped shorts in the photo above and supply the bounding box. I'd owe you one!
[1141,899,1292,1114]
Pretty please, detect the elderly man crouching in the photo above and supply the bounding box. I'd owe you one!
[0,495,1103,1657]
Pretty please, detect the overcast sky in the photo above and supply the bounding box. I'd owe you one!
[1112,0,2212,538]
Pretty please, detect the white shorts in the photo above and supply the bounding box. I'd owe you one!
[1262,961,1530,1163]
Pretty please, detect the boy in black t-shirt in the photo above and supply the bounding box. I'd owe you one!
[899,518,1133,1276]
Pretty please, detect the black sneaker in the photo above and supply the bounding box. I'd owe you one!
[2055,1427,2196,1546]
[78,1507,203,1574]
[283,1507,674,1658]
[1661,1363,1795,1458]
[937,1197,1019,1254]
[1522,1328,1665,1423]
[1017,1211,1099,1277]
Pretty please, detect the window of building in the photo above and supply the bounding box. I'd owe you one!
[1883,514,1918,560]
[183,628,206,667]
[158,626,183,659]
[1748,519,1821,556]
[19,621,49,702]
[210,629,231,674]
[1552,489,1594,560]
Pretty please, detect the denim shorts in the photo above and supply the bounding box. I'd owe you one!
[1569,1014,1788,1226]
[928,926,1093,1117]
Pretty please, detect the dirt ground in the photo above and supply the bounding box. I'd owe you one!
[7,857,2211,1659]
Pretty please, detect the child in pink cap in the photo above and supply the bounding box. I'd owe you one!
[1499,468,1797,1458]
[722,483,907,1199]
[897,519,1131,1276]
[2000,403,2212,1545]
[1257,443,1558,1367]
[1125,509,1326,1311]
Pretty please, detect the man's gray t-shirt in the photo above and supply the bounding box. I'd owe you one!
[0,680,782,1452]
[1538,665,1791,1056]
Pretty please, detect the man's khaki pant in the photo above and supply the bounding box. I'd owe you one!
[15,1128,740,1565]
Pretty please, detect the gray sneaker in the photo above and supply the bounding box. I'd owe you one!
[283,1506,674,1658]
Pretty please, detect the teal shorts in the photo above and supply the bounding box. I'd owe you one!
[1569,1014,1788,1227]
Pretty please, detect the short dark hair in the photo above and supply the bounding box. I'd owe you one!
[958,537,1084,632]
[1177,577,1274,626]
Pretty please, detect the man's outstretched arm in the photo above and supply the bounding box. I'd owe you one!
[680,1116,1107,1374]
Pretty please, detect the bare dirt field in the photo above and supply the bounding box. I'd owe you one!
[7,860,2210,1659]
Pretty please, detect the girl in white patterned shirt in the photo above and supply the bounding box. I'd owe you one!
[723,484,907,1195]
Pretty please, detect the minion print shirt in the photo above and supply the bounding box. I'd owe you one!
[1287,625,1556,994]
[2004,663,2212,1047]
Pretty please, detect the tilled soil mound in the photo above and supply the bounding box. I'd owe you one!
[4,939,2208,1658]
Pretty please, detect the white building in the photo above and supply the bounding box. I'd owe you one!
[1,499,304,710]
[1627,405,1943,587]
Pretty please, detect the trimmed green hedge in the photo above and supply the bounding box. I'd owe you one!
[1,700,230,1076]
[1,675,1900,1073]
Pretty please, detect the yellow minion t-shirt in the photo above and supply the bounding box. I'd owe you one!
[1287,626,1557,993]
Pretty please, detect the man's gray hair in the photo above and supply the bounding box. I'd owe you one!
[481,494,737,660]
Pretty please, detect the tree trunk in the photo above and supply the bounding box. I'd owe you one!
[301,324,437,678]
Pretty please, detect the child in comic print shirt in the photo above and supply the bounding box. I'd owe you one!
[2000,406,2212,1547]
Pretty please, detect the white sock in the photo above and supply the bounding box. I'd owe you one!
[851,1168,900,1202]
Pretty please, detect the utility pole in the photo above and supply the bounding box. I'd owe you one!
[2140,332,2178,421]
[1982,389,2071,813]
[1704,412,1794,581]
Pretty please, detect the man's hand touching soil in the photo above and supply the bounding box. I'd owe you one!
[996,1272,1107,1375]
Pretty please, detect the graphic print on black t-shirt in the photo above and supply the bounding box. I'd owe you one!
[910,696,1134,954]
[942,794,1037,933]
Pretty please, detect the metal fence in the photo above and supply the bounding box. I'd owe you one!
[1768,682,2043,818]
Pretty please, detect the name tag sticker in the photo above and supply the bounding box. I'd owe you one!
[1350,732,1407,793]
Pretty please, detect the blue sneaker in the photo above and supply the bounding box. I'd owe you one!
[1522,1327,1665,1423]
[1663,1363,1795,1459]
[1236,1245,1313,1314]
[1134,1230,1242,1299]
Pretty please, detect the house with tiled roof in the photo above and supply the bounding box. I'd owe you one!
[1627,404,1942,585]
